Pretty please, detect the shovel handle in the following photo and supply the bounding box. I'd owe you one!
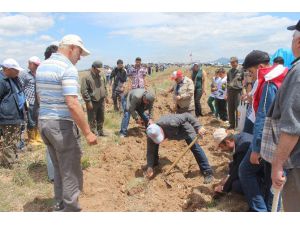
[271,187,281,212]
[165,134,201,175]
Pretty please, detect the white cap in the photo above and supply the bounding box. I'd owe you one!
[146,124,165,144]
[213,128,228,145]
[29,56,41,66]
[60,34,90,56]
[1,58,24,71]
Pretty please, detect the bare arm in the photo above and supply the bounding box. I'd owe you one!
[273,132,299,167]
[65,95,97,144]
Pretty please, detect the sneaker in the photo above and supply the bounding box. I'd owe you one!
[119,134,125,138]
[53,201,64,212]
[203,173,214,184]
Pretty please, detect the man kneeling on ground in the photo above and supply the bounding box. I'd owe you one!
[213,128,252,194]
[145,112,213,184]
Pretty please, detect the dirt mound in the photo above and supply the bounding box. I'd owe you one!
[79,68,248,211]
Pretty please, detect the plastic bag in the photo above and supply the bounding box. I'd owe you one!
[237,101,247,132]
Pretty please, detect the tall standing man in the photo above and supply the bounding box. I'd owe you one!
[226,57,244,129]
[36,34,97,212]
[110,59,127,112]
[271,20,300,212]
[191,63,207,117]
[81,61,108,136]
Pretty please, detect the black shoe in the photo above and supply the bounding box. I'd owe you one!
[53,201,64,212]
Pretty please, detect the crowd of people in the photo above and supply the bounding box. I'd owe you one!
[0,19,299,212]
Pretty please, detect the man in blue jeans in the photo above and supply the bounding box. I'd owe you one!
[238,50,287,211]
[119,88,155,137]
[145,113,213,184]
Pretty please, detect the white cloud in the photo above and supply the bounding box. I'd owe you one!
[93,13,297,61]
[0,39,47,67]
[0,13,54,37]
[39,34,54,42]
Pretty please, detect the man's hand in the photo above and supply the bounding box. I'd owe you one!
[214,185,224,193]
[147,119,154,126]
[250,152,261,165]
[202,90,206,95]
[86,101,93,111]
[198,127,206,138]
[135,118,144,126]
[176,95,181,101]
[85,131,97,145]
[271,164,286,190]
[224,95,228,100]
[105,98,109,104]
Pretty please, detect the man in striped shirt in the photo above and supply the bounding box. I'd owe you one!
[36,34,97,212]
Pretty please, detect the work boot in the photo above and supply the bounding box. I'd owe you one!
[34,128,43,143]
[27,129,40,146]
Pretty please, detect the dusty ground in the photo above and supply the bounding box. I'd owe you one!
[79,67,248,212]
[0,66,248,212]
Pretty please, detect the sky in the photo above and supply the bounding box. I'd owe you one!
[0,12,298,70]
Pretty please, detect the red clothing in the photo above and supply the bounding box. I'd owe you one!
[253,65,288,113]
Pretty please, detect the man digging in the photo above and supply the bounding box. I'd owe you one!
[145,112,214,184]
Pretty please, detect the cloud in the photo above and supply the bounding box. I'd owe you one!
[0,13,54,37]
[0,39,47,66]
[39,35,54,42]
[92,13,296,61]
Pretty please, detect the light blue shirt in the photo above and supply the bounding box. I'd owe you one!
[36,53,79,121]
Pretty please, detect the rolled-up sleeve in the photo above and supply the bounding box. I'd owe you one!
[62,67,79,96]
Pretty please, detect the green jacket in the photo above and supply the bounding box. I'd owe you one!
[192,69,203,91]
[81,71,107,102]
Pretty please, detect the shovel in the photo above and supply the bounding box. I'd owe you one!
[162,134,201,188]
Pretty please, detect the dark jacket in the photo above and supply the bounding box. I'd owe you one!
[223,132,252,193]
[81,71,107,102]
[126,88,154,120]
[192,69,203,91]
[227,66,244,90]
[0,74,25,125]
[110,67,127,92]
[156,113,202,140]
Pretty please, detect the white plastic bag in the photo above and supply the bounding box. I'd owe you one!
[237,101,247,132]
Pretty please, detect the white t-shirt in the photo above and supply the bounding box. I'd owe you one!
[216,76,227,100]
[210,76,221,98]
